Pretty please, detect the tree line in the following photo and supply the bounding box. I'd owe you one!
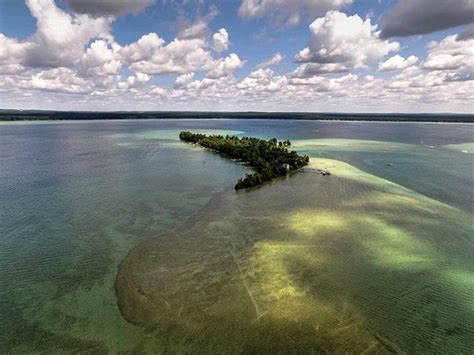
[179,131,310,189]
[2,110,473,123]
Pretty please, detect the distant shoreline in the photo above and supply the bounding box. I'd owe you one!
[1,110,473,123]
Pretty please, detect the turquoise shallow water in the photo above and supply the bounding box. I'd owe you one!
[0,119,473,352]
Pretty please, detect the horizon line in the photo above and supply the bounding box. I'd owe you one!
[1,109,473,116]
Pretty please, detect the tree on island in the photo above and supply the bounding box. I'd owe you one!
[179,131,309,189]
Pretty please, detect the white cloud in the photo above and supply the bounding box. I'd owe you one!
[0,0,243,100]
[289,72,357,92]
[81,40,122,76]
[0,64,26,75]
[180,75,240,103]
[149,85,167,96]
[117,73,151,91]
[0,0,126,96]
[207,53,246,79]
[0,34,31,65]
[24,0,113,68]
[128,37,214,75]
[175,73,195,86]
[289,75,331,88]
[0,0,472,113]
[30,67,92,93]
[120,33,165,63]
[385,66,445,90]
[124,28,239,78]
[238,68,288,93]
[422,35,474,82]
[294,11,399,77]
[212,28,229,53]
[239,0,353,26]
[378,55,418,72]
[0,0,116,74]
[256,53,284,68]
[423,35,474,71]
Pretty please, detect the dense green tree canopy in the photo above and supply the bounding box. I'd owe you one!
[179,131,309,189]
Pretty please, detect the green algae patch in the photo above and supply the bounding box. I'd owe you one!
[115,161,474,353]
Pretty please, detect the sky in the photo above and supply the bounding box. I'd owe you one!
[0,0,473,113]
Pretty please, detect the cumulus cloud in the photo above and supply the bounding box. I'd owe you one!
[386,66,446,90]
[383,35,474,93]
[207,53,245,79]
[124,28,238,77]
[289,73,359,95]
[0,0,243,99]
[30,67,91,93]
[81,40,122,76]
[0,0,130,95]
[212,28,229,53]
[378,55,418,72]
[16,0,113,68]
[178,75,242,104]
[289,75,331,89]
[256,53,284,68]
[423,35,473,71]
[238,0,353,26]
[294,11,399,77]
[120,33,164,62]
[0,34,32,73]
[380,0,474,38]
[237,68,288,96]
[175,73,195,87]
[63,0,153,17]
[1,0,473,113]
[117,73,150,90]
[422,34,474,82]
[0,0,125,97]
[127,37,214,75]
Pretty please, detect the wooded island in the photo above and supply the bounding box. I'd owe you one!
[179,131,310,189]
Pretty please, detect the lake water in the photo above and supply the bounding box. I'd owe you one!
[1,119,473,353]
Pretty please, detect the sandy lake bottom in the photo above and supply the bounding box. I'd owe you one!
[116,157,473,354]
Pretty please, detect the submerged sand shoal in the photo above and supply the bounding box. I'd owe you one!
[115,158,473,354]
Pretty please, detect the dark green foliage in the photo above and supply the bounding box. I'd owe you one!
[179,131,309,189]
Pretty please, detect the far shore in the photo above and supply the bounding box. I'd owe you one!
[1,110,473,123]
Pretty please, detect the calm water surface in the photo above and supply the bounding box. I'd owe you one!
[0,119,472,352]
